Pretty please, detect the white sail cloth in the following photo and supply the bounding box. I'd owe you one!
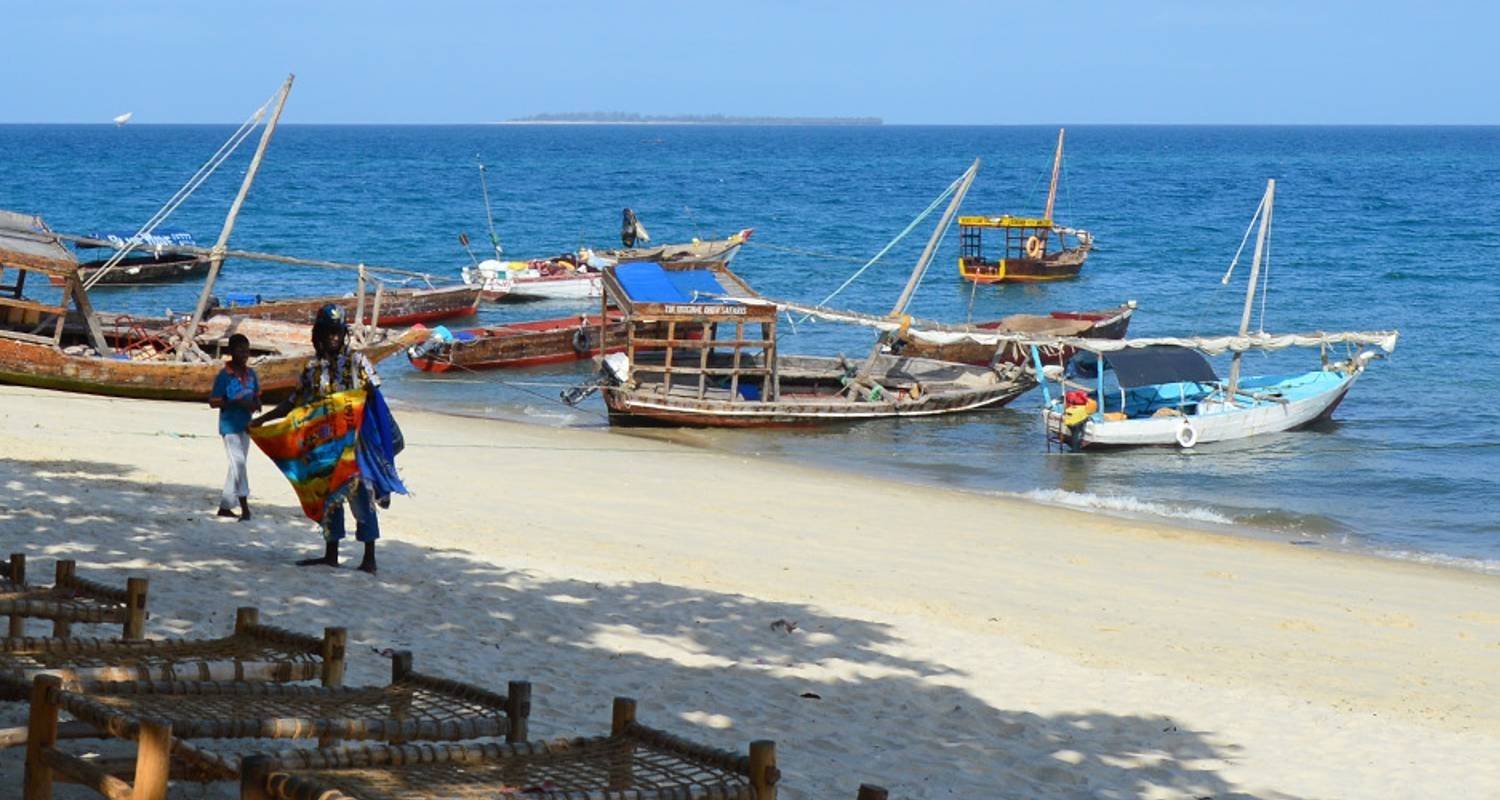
[727,296,1398,356]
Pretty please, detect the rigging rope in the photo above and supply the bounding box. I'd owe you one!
[797,173,964,321]
[84,90,278,289]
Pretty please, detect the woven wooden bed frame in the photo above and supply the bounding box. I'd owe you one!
[240,697,777,800]
[2,554,149,640]
[21,652,531,800]
[0,606,347,751]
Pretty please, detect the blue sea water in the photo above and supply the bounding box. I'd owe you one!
[2,124,1497,569]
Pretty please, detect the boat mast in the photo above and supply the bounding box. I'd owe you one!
[477,159,503,260]
[1226,178,1275,399]
[1042,128,1064,223]
[178,74,295,359]
[857,159,979,378]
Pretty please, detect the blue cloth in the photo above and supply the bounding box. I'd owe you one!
[210,368,259,435]
[356,386,408,501]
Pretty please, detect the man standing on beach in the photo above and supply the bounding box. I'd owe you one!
[253,304,383,573]
[209,333,259,521]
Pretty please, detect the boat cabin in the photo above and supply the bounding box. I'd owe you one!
[600,260,780,403]
[1053,345,1222,420]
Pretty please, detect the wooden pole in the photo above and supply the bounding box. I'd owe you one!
[132,718,172,800]
[320,627,348,688]
[859,160,979,380]
[122,577,148,640]
[239,755,273,800]
[749,740,779,800]
[22,675,61,800]
[1043,128,1065,223]
[506,681,531,743]
[233,607,260,635]
[50,561,75,639]
[7,553,25,638]
[178,74,295,359]
[1227,179,1275,398]
[609,697,636,790]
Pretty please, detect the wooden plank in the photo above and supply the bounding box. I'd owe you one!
[0,296,65,316]
[662,321,675,396]
[729,320,743,401]
[630,337,771,349]
[631,365,771,376]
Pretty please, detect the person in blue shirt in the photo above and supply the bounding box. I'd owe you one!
[209,333,260,520]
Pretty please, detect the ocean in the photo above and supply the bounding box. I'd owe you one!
[2,123,1497,570]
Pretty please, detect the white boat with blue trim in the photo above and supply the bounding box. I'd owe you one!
[1036,179,1398,450]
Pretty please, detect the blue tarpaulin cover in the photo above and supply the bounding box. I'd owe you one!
[84,230,196,249]
[615,262,731,304]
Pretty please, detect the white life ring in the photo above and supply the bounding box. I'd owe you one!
[1025,235,1043,258]
[1175,418,1199,448]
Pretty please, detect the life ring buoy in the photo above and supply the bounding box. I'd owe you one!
[1025,235,1043,259]
[1175,418,1199,448]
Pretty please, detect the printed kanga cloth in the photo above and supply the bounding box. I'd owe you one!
[250,389,367,525]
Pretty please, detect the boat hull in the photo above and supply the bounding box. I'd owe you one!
[0,329,421,403]
[50,256,212,287]
[465,234,749,303]
[1045,369,1360,449]
[224,286,481,327]
[604,354,1033,428]
[959,247,1088,284]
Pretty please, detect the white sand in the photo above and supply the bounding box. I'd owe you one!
[0,384,1497,798]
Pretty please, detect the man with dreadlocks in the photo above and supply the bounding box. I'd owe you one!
[254,304,385,573]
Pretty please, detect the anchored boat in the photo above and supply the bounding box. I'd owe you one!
[958,129,1092,283]
[1037,180,1397,450]
[54,230,210,287]
[583,161,1035,427]
[219,284,481,328]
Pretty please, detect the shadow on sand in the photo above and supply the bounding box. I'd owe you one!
[0,456,1284,799]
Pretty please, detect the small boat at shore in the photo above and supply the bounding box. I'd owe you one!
[1038,180,1398,450]
[406,311,699,373]
[460,230,753,302]
[52,230,211,287]
[958,129,1092,283]
[219,284,481,327]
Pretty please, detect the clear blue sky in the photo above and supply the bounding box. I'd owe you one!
[7,1,1494,124]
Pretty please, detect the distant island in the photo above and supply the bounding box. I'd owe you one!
[504,112,882,126]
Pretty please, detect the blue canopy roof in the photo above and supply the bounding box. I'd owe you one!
[82,230,196,249]
[615,262,732,304]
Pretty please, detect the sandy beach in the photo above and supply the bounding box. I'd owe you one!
[0,383,1496,798]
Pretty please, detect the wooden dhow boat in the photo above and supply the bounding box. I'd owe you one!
[51,230,210,286]
[1038,180,1398,450]
[579,161,1035,427]
[0,213,417,402]
[958,129,1093,283]
[407,311,635,373]
[219,283,481,327]
[893,303,1135,366]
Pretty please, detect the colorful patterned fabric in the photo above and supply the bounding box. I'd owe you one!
[250,389,367,526]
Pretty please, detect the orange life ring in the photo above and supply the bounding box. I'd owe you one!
[1025,235,1043,259]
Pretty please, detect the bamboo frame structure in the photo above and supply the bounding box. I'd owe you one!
[238,695,776,800]
[21,655,531,800]
[2,555,147,641]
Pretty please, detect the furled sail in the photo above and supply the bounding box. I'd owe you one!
[733,296,1398,356]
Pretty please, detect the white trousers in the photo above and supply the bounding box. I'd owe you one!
[221,432,250,509]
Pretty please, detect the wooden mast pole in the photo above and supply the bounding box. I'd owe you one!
[1042,128,1065,223]
[177,74,294,360]
[1226,178,1274,399]
[857,158,980,379]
